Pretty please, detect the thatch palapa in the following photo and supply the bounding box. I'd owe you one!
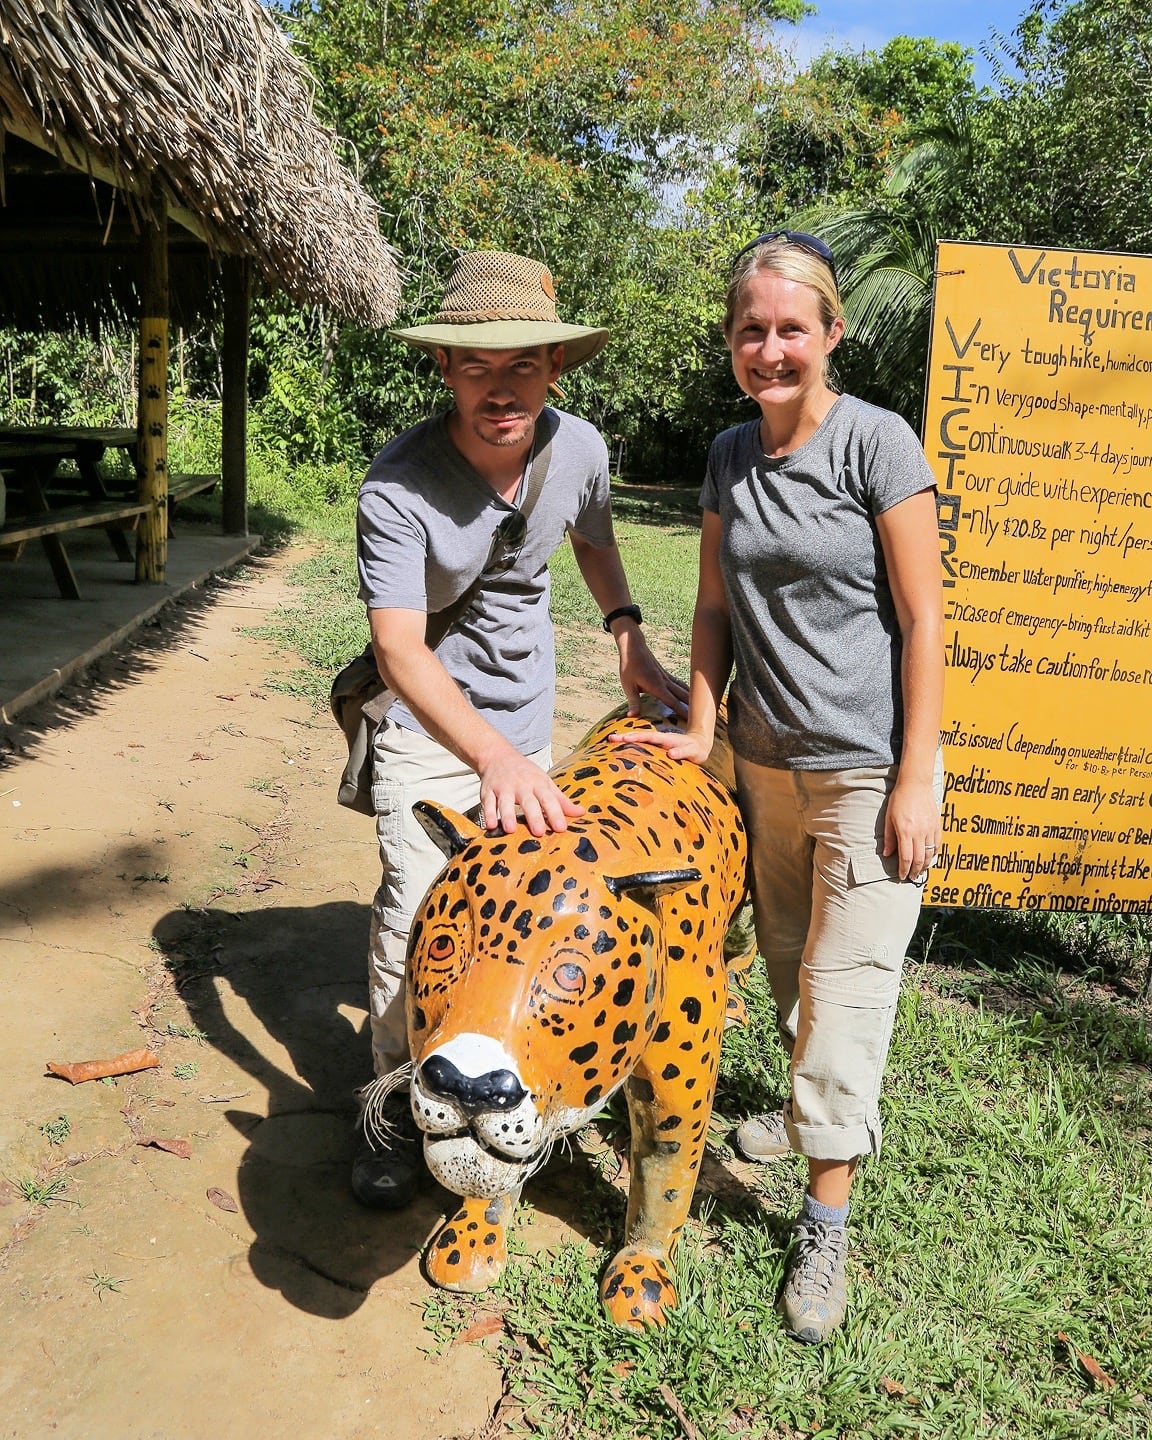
[0,0,400,326]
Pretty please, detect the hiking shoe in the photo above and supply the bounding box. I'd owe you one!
[734,1108,791,1161]
[780,1217,849,1344]
[351,1091,421,1210]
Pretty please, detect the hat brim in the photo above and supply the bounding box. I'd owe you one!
[389,320,610,374]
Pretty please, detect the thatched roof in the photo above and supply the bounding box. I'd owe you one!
[0,0,400,327]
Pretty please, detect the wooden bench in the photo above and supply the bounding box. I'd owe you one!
[166,474,219,534]
[0,498,150,599]
[167,473,219,503]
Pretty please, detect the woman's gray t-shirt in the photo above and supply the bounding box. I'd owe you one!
[357,407,614,754]
[700,394,936,770]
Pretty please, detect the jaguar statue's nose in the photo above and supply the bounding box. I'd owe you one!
[419,1054,528,1115]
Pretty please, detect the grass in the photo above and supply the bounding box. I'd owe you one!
[241,482,702,709]
[164,1021,208,1044]
[39,1115,71,1146]
[235,454,1152,1440]
[87,1272,127,1299]
[16,1174,70,1207]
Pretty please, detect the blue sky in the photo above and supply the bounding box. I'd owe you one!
[785,0,1030,87]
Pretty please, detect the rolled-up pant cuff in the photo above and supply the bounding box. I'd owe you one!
[785,1112,882,1162]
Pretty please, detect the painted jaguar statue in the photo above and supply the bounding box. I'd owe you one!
[379,698,752,1330]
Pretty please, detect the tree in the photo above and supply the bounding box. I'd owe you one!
[276,0,807,468]
[810,111,977,428]
[741,36,977,217]
[731,35,980,427]
[801,0,1152,426]
[971,0,1152,253]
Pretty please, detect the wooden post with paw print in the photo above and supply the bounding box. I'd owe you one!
[135,186,169,583]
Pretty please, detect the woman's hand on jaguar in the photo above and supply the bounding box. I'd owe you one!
[608,726,714,766]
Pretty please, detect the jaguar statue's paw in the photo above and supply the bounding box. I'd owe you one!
[422,1194,514,1293]
[600,1244,678,1330]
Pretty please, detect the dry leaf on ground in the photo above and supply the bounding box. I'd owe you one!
[1057,1332,1116,1389]
[136,1137,192,1159]
[659,1383,699,1440]
[46,1048,161,1084]
[455,1313,504,1345]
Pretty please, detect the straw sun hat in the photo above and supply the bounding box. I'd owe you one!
[389,251,610,373]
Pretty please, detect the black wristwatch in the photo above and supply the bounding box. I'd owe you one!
[602,604,643,633]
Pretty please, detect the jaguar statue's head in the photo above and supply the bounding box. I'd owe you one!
[400,804,699,1198]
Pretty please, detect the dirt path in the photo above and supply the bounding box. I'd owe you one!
[0,546,610,1440]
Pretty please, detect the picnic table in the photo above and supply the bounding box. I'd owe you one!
[0,434,148,598]
[0,425,221,598]
[0,425,139,550]
[0,423,137,457]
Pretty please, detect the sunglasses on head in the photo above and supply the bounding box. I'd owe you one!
[485,508,528,575]
[731,230,837,282]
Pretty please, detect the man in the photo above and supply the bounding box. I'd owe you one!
[354,249,686,1207]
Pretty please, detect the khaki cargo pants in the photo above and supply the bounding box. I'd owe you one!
[735,754,944,1161]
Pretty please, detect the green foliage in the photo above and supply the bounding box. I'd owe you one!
[742,36,977,218]
[166,394,363,548]
[551,504,700,669]
[16,1174,70,1207]
[0,328,136,425]
[249,312,363,466]
[807,110,977,427]
[164,1022,208,1044]
[9,1,1152,483]
[795,0,1152,425]
[840,35,979,118]
[731,37,986,427]
[88,1272,128,1299]
[971,0,1152,254]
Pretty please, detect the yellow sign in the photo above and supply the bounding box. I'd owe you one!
[924,240,1152,915]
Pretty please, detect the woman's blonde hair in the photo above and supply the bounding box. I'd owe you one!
[723,238,842,338]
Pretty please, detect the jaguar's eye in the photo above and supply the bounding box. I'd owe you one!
[429,935,456,961]
[553,961,586,995]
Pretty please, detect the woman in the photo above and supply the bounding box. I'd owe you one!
[630,232,944,1343]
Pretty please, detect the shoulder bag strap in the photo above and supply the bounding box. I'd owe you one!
[423,407,557,651]
[518,405,557,521]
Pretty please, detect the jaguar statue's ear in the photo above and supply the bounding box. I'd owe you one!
[604,867,701,901]
[413,801,485,858]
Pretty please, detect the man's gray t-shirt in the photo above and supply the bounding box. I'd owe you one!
[357,407,614,754]
[700,394,936,770]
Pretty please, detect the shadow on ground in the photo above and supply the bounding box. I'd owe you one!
[610,483,702,532]
[911,904,1152,1068]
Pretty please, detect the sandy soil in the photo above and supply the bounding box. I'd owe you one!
[0,545,614,1440]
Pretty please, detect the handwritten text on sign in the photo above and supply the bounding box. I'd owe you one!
[924,241,1152,915]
